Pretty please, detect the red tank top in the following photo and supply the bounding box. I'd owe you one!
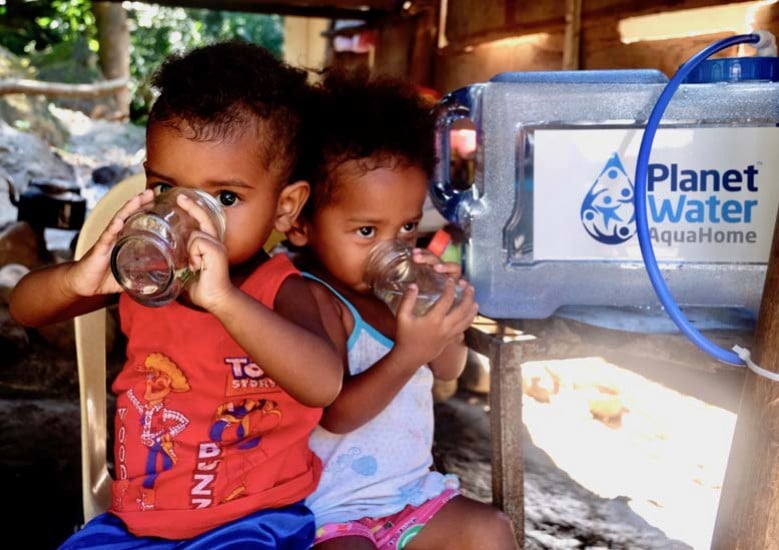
[110,254,322,538]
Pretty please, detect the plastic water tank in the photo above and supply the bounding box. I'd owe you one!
[432,60,779,319]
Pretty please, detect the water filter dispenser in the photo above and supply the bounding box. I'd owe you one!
[433,36,779,319]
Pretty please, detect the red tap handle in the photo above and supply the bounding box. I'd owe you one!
[426,228,451,257]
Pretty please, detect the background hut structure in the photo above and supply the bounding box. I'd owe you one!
[4,0,779,548]
[90,1,779,114]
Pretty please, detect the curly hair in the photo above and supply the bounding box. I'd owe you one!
[148,40,310,184]
[300,70,437,217]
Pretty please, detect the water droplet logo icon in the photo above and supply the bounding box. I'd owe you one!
[580,153,636,244]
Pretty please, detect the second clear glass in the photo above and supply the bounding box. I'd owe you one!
[364,239,463,316]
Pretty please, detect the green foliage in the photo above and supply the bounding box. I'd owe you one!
[0,2,284,123]
[0,0,96,55]
[33,37,101,85]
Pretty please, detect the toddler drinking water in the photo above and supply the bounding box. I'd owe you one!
[288,71,519,550]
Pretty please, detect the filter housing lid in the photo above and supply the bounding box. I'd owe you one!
[684,56,779,83]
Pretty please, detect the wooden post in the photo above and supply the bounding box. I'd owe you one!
[407,1,438,87]
[93,1,131,119]
[466,322,524,546]
[562,0,581,70]
[712,210,779,549]
[490,335,524,543]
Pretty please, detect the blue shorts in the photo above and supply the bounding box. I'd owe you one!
[58,501,315,549]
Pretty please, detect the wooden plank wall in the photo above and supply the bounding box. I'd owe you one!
[331,2,437,85]
[434,0,779,94]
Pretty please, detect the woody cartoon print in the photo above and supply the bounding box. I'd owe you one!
[113,351,284,512]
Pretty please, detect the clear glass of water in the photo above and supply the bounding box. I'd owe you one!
[364,239,463,316]
[110,187,226,307]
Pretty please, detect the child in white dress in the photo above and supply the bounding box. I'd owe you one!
[288,72,519,550]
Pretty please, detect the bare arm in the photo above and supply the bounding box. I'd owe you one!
[10,190,154,327]
[9,262,112,326]
[428,336,468,381]
[320,345,423,433]
[209,275,343,408]
[175,195,342,407]
[321,280,478,434]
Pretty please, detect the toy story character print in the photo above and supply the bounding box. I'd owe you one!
[125,352,190,511]
[209,398,282,502]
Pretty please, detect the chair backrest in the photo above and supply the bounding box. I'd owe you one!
[73,175,287,523]
[74,173,145,523]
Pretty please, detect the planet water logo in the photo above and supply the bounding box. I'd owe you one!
[580,153,636,245]
[645,161,760,247]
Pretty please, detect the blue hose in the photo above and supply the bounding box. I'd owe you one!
[634,33,760,366]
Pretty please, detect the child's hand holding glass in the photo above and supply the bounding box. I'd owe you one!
[173,191,235,312]
[392,276,477,369]
[411,246,462,278]
[111,187,227,307]
[364,239,466,316]
[66,189,156,298]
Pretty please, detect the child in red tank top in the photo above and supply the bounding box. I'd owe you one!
[10,41,341,549]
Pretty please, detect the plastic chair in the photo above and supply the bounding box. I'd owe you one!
[74,173,145,523]
[73,174,286,523]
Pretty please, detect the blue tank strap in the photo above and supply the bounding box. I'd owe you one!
[302,272,362,321]
[302,272,394,351]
